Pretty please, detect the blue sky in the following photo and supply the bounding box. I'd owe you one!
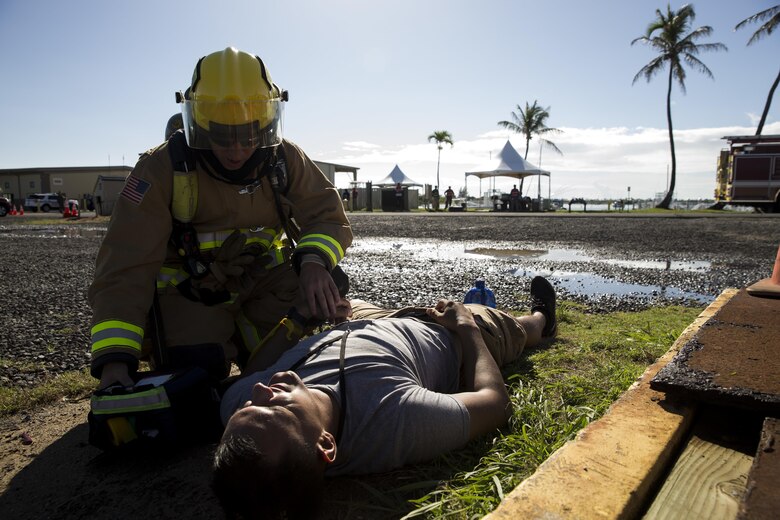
[1,0,778,199]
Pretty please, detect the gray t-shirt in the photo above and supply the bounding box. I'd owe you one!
[220,318,470,476]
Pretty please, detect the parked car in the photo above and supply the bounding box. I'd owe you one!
[0,195,11,217]
[24,193,62,213]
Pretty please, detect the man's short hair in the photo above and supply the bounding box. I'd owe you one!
[212,433,324,520]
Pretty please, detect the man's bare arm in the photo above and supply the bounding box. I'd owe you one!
[426,300,510,440]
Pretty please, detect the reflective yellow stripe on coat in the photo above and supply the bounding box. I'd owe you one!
[296,233,345,268]
[197,227,282,253]
[156,266,189,289]
[91,320,145,354]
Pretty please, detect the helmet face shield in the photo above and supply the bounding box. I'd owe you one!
[181,99,284,149]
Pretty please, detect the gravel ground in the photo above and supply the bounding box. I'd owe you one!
[1,212,778,390]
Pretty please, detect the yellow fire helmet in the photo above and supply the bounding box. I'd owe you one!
[178,47,288,150]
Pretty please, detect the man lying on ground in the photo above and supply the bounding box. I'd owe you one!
[213,276,557,519]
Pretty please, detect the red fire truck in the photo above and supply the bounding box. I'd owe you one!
[715,134,780,212]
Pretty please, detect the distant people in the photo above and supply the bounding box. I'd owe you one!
[509,185,520,212]
[431,186,440,211]
[444,186,455,210]
[352,187,359,211]
[464,278,496,308]
[67,199,80,216]
[341,189,350,211]
[395,182,404,211]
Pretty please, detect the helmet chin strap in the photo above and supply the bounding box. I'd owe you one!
[199,147,271,185]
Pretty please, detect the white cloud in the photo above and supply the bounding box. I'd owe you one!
[324,122,780,200]
[341,141,382,151]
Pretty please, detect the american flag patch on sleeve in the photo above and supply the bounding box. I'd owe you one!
[121,175,151,205]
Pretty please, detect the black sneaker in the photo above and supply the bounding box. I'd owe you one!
[530,276,557,337]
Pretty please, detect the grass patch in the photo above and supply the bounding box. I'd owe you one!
[0,369,94,416]
[0,358,41,373]
[396,303,702,519]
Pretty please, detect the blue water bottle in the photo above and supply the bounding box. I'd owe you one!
[464,278,496,308]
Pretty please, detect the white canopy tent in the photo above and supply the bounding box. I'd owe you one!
[465,140,551,205]
[374,164,424,187]
[465,140,550,181]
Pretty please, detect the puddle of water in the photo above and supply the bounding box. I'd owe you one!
[350,239,494,260]
[352,239,711,272]
[352,238,714,303]
[469,247,593,262]
[467,247,709,271]
[602,258,710,272]
[0,227,106,239]
[514,268,713,303]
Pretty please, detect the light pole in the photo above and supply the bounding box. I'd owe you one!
[435,145,441,191]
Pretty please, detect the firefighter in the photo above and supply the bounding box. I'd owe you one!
[89,47,353,390]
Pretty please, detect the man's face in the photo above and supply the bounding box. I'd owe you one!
[223,371,323,461]
[210,140,256,170]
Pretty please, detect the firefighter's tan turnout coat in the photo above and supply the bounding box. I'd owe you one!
[88,138,352,377]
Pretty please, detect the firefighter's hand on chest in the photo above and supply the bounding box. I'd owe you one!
[299,261,341,322]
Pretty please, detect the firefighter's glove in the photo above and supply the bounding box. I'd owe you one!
[209,231,254,284]
[245,252,276,278]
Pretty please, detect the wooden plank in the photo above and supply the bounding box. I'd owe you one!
[643,436,752,520]
[738,417,780,520]
[651,289,780,413]
[643,406,758,520]
[484,289,738,520]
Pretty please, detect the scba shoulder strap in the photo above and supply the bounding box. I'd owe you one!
[167,131,207,279]
[168,130,197,174]
[264,146,302,245]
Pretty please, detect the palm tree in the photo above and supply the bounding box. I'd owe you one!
[735,5,780,136]
[497,100,562,194]
[427,130,454,191]
[632,4,726,209]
